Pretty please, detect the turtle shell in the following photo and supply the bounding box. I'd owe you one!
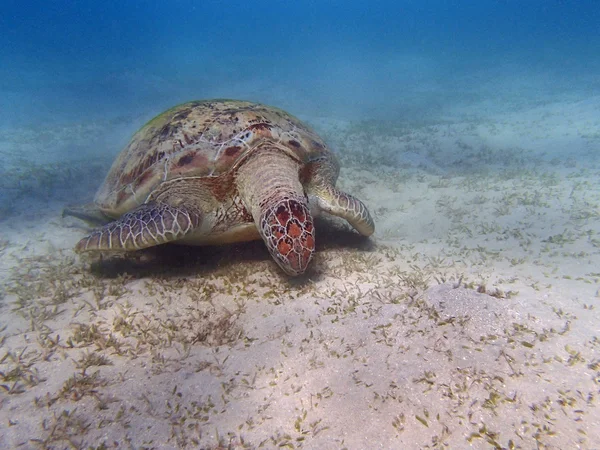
[94,100,330,217]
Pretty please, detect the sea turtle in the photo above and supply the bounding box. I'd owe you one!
[64,100,374,276]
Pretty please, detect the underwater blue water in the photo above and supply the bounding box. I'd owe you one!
[1,0,599,128]
[2,4,600,447]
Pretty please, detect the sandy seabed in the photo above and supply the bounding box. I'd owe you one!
[0,95,599,449]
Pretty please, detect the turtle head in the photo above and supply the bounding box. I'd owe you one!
[236,148,316,275]
[260,197,315,276]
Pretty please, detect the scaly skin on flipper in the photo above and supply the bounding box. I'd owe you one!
[304,155,375,237]
[236,149,315,275]
[74,202,202,253]
[313,185,375,236]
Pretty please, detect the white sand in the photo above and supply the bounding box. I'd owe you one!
[1,96,599,449]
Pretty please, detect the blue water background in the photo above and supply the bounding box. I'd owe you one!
[1,0,599,128]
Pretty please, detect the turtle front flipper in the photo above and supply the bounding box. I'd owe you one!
[236,150,315,276]
[74,202,202,253]
[311,185,375,237]
[304,155,375,237]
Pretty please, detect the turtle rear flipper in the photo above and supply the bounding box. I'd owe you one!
[74,202,202,253]
[63,203,113,226]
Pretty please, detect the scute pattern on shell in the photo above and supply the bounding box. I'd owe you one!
[94,100,329,215]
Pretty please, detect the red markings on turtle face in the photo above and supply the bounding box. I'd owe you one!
[304,234,314,250]
[277,236,293,256]
[289,199,306,222]
[275,204,290,225]
[287,221,302,239]
[264,198,315,275]
[273,225,285,239]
